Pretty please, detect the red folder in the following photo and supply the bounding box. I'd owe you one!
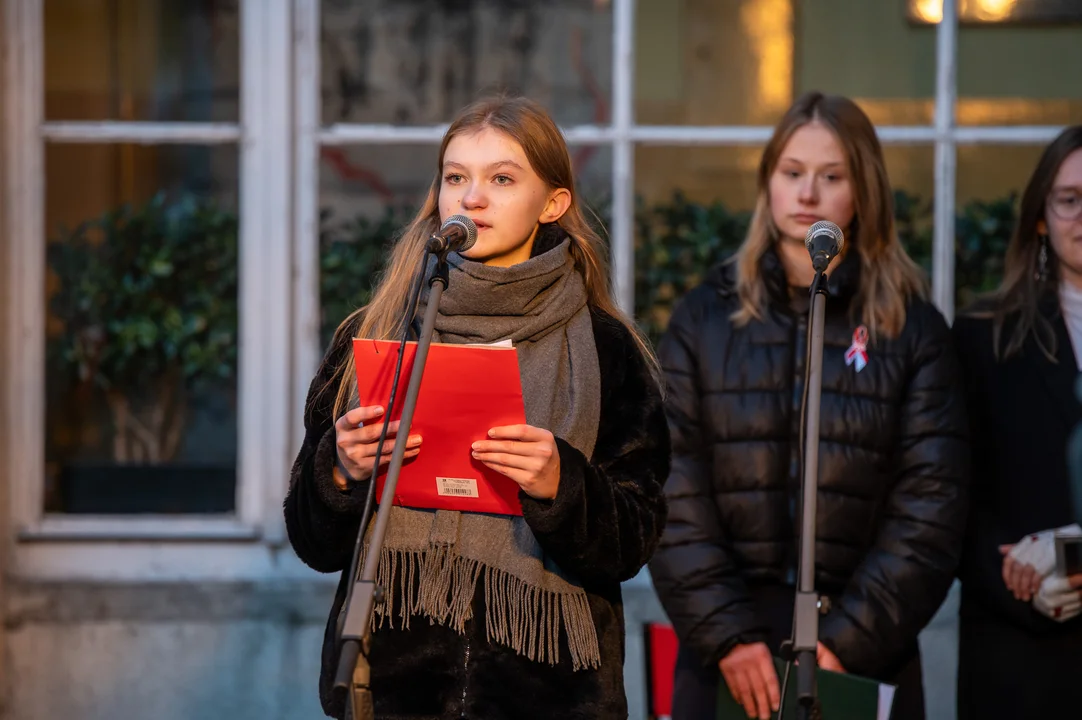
[352,338,528,516]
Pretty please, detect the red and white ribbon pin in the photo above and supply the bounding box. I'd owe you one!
[845,325,869,372]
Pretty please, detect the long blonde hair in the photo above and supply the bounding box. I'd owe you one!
[327,95,654,418]
[732,92,927,339]
[986,125,1082,361]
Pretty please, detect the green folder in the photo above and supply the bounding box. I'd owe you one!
[717,657,896,720]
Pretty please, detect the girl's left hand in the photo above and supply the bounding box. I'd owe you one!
[816,642,846,673]
[472,424,561,500]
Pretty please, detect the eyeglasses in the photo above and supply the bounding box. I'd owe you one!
[1048,191,1082,222]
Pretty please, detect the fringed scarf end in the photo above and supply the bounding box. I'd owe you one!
[368,547,600,671]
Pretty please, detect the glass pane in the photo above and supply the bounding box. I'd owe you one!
[908,0,1082,24]
[635,145,935,341]
[635,0,794,126]
[953,145,1043,311]
[957,21,1082,126]
[634,146,761,340]
[635,0,934,127]
[797,1,936,126]
[320,0,611,127]
[44,0,239,122]
[44,144,239,514]
[318,143,612,348]
[885,145,936,276]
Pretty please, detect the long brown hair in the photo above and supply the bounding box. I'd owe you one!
[327,95,655,417]
[732,92,927,339]
[988,124,1082,361]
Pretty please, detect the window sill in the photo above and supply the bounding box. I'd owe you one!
[17,515,261,542]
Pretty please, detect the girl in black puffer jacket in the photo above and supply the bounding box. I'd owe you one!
[648,92,970,720]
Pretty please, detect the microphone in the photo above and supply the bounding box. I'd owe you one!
[805,220,844,273]
[425,215,478,254]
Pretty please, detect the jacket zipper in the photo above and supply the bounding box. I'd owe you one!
[788,313,807,585]
[460,636,471,718]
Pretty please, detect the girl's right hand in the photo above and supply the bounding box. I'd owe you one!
[719,642,780,719]
[333,405,422,491]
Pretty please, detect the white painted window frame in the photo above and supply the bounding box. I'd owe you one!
[1,0,304,580]
[300,0,1066,347]
[0,0,1071,582]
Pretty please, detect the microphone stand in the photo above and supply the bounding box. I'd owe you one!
[780,257,831,720]
[332,241,452,720]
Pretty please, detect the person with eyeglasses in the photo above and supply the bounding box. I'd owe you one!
[952,125,1082,719]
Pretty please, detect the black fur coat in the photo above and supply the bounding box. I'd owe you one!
[284,303,670,720]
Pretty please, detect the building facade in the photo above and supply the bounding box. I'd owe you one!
[2,1,1081,718]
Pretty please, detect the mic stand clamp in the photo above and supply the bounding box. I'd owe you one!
[779,264,830,720]
[332,249,451,720]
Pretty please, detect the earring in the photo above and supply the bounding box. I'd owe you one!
[1036,234,1050,283]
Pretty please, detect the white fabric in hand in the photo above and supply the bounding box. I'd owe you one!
[1008,529,1058,579]
[1033,574,1082,622]
[1007,524,1082,577]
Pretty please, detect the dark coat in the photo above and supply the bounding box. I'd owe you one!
[647,249,969,717]
[284,303,670,720]
[952,300,1082,720]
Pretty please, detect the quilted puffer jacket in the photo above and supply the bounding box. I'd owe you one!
[648,247,969,679]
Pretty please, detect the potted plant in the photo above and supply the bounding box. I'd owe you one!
[46,192,239,513]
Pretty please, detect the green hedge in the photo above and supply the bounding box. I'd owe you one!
[41,190,1019,463]
[48,193,239,394]
[318,190,1017,345]
[48,189,1019,385]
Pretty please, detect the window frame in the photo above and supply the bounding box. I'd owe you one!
[1,0,1071,579]
[299,0,1065,347]
[1,0,296,577]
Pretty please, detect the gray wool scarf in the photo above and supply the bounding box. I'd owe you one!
[362,238,602,670]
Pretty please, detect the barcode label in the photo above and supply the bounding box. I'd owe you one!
[436,477,479,499]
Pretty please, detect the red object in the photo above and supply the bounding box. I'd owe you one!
[353,338,527,516]
[648,623,679,718]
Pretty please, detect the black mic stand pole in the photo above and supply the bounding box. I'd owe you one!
[332,245,451,720]
[783,256,831,720]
